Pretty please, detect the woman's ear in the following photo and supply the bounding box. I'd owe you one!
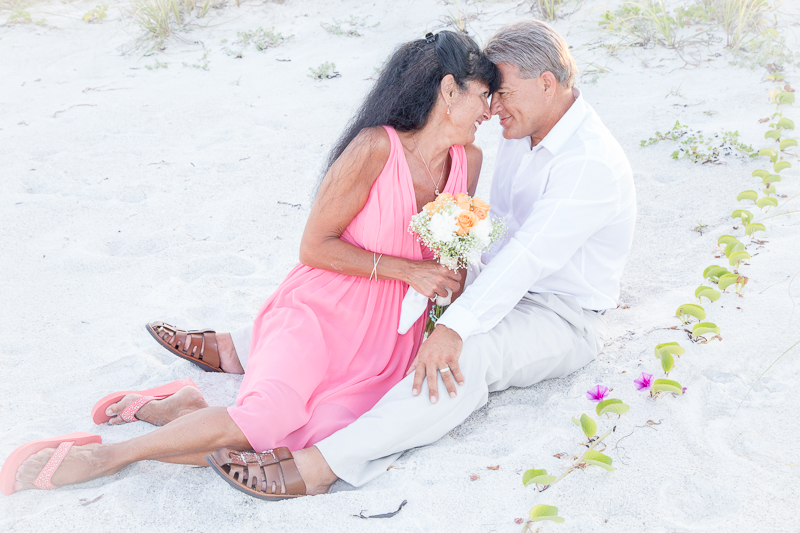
[440,74,457,103]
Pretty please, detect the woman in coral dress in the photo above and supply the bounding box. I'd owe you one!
[1,31,498,500]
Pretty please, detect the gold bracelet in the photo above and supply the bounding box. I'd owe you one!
[369,252,383,282]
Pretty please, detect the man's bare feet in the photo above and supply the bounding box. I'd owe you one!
[217,333,244,374]
[292,446,338,495]
[13,443,114,493]
[105,386,208,426]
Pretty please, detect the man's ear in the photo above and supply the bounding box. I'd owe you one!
[540,71,558,95]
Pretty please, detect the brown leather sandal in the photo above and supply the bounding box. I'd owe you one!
[207,447,307,500]
[145,321,223,373]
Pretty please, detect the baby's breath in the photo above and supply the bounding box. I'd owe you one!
[408,198,507,270]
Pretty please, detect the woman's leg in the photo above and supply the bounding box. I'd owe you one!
[14,407,250,493]
[217,332,245,374]
[105,386,209,426]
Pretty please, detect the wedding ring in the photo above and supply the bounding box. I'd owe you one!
[439,365,451,373]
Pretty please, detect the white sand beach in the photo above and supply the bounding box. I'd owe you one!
[1,0,799,531]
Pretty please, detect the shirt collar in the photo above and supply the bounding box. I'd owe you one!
[532,87,586,155]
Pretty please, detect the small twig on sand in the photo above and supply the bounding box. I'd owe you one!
[83,86,131,93]
[53,104,97,118]
[353,499,407,519]
[79,494,103,506]
[613,420,662,464]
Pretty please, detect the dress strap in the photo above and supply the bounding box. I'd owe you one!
[444,144,469,195]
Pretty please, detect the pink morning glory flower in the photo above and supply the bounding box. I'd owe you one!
[634,372,653,391]
[586,384,609,402]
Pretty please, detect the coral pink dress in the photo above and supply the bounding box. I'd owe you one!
[228,126,469,452]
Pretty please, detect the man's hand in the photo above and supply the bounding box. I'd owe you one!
[407,325,465,403]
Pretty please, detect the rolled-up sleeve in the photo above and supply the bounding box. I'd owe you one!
[436,157,620,340]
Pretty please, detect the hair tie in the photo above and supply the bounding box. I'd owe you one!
[425,32,437,44]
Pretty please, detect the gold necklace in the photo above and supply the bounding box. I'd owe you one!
[412,134,446,196]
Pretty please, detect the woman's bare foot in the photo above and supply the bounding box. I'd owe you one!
[105,386,208,426]
[217,333,244,374]
[13,443,114,493]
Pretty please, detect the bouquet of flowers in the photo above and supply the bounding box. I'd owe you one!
[398,192,506,335]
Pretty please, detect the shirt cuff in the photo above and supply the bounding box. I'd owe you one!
[436,303,480,341]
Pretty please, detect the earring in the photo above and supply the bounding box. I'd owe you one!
[447,103,451,115]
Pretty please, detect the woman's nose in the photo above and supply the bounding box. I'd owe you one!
[482,99,491,120]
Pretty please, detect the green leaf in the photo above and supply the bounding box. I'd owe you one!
[751,169,770,179]
[703,265,730,282]
[571,416,580,426]
[777,91,796,105]
[655,342,685,358]
[659,350,675,373]
[777,118,794,130]
[756,197,778,210]
[717,235,739,246]
[596,398,630,417]
[729,250,751,266]
[780,138,798,151]
[731,210,753,225]
[737,190,758,202]
[530,504,565,523]
[718,273,740,291]
[695,285,721,302]
[762,174,781,185]
[652,378,683,394]
[693,322,721,337]
[724,242,745,258]
[765,129,781,141]
[583,450,614,471]
[522,469,556,487]
[676,303,706,323]
[763,185,777,196]
[774,161,791,173]
[580,413,597,439]
[746,222,766,236]
[758,148,777,162]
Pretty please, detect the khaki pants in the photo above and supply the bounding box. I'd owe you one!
[312,292,608,487]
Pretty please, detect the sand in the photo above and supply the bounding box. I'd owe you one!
[1,0,799,531]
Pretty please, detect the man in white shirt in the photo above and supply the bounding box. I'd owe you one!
[219,19,636,495]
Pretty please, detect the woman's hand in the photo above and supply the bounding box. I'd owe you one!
[450,268,468,302]
[404,260,461,300]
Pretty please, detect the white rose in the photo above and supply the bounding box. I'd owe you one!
[429,211,458,243]
[471,217,492,247]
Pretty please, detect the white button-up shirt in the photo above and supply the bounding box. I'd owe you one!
[437,89,637,341]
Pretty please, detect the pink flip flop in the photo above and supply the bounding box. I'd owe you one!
[91,379,198,425]
[0,432,102,496]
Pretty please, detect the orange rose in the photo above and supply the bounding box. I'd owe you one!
[472,207,488,220]
[423,201,438,213]
[456,211,479,236]
[454,192,471,211]
[435,192,454,203]
[472,196,491,213]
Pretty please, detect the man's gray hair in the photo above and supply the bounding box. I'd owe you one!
[484,20,578,87]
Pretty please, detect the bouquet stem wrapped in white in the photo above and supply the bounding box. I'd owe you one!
[398,192,506,335]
